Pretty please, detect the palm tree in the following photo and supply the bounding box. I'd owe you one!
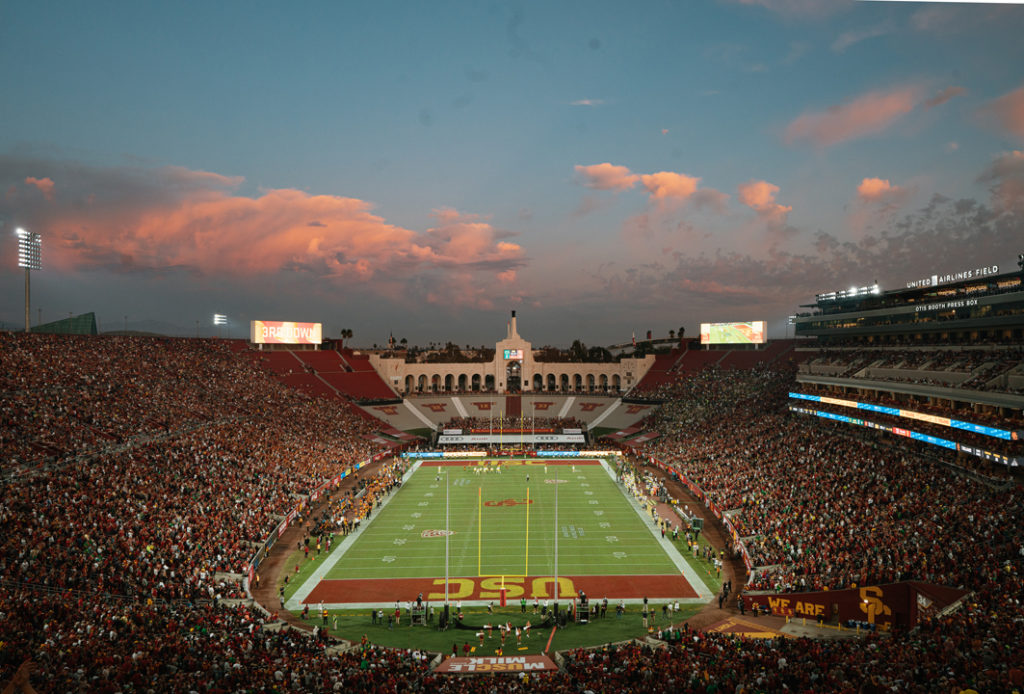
[400,337,408,349]
[669,329,676,340]
[340,328,353,348]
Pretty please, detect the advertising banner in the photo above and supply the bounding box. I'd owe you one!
[437,433,586,445]
[435,655,557,673]
[743,582,967,629]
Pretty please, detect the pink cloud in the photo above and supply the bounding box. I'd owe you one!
[923,86,965,109]
[639,171,700,201]
[737,180,792,223]
[2,160,525,291]
[574,163,638,191]
[857,177,903,202]
[980,85,1024,139]
[25,176,55,200]
[784,85,924,147]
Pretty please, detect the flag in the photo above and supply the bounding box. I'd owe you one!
[632,331,636,346]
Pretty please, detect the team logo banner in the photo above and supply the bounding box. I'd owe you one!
[250,320,322,345]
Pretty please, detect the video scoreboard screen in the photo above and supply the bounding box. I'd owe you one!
[250,320,323,345]
[700,321,767,345]
[503,349,523,360]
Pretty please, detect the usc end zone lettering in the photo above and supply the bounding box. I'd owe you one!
[422,403,447,412]
[578,402,604,412]
[427,576,576,601]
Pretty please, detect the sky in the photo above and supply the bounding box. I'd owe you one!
[2,0,1023,347]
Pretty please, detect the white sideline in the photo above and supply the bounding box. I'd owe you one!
[287,461,422,610]
[598,459,714,600]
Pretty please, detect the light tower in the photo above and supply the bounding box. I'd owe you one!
[16,228,41,333]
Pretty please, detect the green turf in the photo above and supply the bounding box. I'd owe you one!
[294,603,704,654]
[324,459,680,581]
[277,457,725,651]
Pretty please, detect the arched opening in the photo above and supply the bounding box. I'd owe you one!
[431,374,441,393]
[405,375,415,394]
[574,374,583,391]
[560,374,569,393]
[485,374,495,391]
[547,373,556,391]
[458,373,468,392]
[586,374,595,392]
[533,373,543,391]
[506,360,522,393]
[599,374,608,392]
[472,374,481,392]
[612,374,621,391]
[444,374,453,392]
[417,374,427,392]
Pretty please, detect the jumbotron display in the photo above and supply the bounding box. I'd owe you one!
[250,320,323,345]
[699,321,766,345]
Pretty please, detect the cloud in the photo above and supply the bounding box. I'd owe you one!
[571,99,605,107]
[573,195,606,218]
[0,157,526,299]
[25,176,55,200]
[574,163,638,191]
[910,5,959,34]
[831,22,893,53]
[979,85,1024,139]
[590,193,1023,322]
[784,85,924,147]
[639,171,701,202]
[738,180,792,223]
[857,177,908,204]
[923,86,966,110]
[977,150,1024,212]
[692,188,731,213]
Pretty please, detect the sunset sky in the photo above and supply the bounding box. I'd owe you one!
[2,0,1023,346]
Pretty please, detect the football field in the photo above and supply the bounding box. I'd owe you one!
[289,458,711,608]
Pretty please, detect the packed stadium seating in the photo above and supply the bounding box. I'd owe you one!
[249,346,400,402]
[798,346,1024,394]
[1,332,1021,693]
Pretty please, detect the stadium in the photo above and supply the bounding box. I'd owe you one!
[2,259,1022,692]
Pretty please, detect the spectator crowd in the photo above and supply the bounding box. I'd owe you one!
[1,334,1021,692]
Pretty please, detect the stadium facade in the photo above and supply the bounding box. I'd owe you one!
[369,311,655,396]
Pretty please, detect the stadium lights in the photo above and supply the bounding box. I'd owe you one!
[815,283,881,303]
[213,313,227,325]
[16,227,41,333]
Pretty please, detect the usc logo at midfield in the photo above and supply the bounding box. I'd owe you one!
[483,498,534,507]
